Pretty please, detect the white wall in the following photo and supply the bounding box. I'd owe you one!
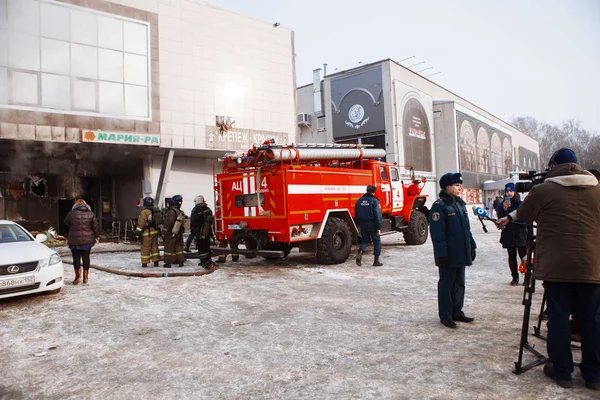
[432,102,460,179]
[145,153,215,213]
[106,0,297,149]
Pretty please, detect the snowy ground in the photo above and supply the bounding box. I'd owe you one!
[1,216,596,399]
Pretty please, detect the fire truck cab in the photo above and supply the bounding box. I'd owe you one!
[212,143,429,264]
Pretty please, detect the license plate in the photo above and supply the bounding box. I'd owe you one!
[0,275,35,288]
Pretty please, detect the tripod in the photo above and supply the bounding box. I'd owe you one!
[513,222,548,374]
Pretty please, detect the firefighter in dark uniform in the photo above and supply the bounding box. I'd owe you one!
[135,197,161,268]
[162,195,186,268]
[429,172,477,329]
[190,195,214,268]
[355,185,383,267]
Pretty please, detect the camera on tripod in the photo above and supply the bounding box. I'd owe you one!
[515,170,548,193]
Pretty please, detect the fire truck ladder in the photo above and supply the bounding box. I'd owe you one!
[213,176,225,239]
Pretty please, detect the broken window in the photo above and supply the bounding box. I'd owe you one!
[29,176,48,197]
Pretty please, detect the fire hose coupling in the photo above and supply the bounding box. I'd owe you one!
[291,226,308,237]
[228,221,248,230]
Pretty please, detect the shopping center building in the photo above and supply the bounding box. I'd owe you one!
[0,0,296,232]
[296,60,540,204]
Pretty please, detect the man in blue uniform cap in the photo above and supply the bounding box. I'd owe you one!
[429,172,477,329]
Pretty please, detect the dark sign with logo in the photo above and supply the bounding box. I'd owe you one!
[402,98,432,171]
[330,65,385,139]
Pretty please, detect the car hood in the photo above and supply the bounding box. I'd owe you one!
[0,242,58,265]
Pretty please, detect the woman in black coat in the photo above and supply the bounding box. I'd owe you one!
[64,199,99,285]
[497,183,527,285]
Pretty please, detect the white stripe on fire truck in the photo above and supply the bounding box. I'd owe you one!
[287,185,366,194]
[250,175,256,216]
[243,174,249,217]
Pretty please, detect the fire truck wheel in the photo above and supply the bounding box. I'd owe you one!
[316,217,352,264]
[403,210,429,245]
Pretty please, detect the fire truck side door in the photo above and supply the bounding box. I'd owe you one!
[378,165,392,213]
[390,167,403,210]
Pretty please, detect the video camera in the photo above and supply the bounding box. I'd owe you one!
[515,170,547,193]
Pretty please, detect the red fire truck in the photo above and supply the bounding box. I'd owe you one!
[212,143,429,264]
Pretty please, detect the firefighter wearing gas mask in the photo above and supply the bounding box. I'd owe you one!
[162,194,186,267]
[136,197,161,268]
[190,195,214,268]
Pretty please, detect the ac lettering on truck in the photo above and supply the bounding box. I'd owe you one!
[231,181,243,191]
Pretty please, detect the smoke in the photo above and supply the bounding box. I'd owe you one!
[0,140,144,177]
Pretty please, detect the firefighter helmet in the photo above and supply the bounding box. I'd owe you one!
[172,194,183,208]
[142,197,154,208]
[366,185,377,194]
[194,195,206,206]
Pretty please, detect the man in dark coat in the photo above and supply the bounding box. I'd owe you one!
[354,185,383,267]
[493,196,501,215]
[190,195,214,268]
[162,195,186,268]
[499,149,600,390]
[429,172,477,329]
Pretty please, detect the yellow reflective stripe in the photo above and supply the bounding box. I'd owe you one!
[151,252,160,256]
[164,252,177,255]
[142,230,159,236]
[175,251,184,255]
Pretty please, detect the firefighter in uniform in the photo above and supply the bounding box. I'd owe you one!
[355,185,383,267]
[135,197,161,268]
[190,195,214,268]
[162,195,186,267]
[429,172,477,329]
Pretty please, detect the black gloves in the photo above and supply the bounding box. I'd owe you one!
[437,256,449,267]
[471,248,476,262]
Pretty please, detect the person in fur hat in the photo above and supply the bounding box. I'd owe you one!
[498,148,600,391]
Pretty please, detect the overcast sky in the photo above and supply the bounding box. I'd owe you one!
[207,0,600,132]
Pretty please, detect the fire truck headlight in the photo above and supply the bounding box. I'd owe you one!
[236,157,243,164]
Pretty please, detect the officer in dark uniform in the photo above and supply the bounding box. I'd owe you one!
[354,185,383,267]
[162,195,186,268]
[190,195,214,269]
[429,172,477,329]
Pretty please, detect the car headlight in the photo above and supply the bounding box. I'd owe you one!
[39,254,62,268]
[49,253,62,265]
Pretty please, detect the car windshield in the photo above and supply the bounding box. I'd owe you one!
[0,224,34,243]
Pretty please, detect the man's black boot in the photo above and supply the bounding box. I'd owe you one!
[543,363,573,388]
[440,320,457,329]
[164,264,171,268]
[355,250,363,266]
[453,315,475,323]
[153,261,159,267]
[142,264,148,268]
[373,256,383,267]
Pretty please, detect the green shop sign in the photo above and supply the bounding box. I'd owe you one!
[83,130,160,146]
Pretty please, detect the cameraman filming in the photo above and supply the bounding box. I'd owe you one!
[498,148,600,390]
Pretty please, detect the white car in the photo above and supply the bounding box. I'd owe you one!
[0,220,64,299]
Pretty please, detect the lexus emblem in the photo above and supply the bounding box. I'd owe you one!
[7,265,19,273]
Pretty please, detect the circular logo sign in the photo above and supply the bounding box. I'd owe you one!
[348,104,365,123]
[8,265,20,273]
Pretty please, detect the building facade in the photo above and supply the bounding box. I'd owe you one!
[297,59,540,204]
[0,0,296,232]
